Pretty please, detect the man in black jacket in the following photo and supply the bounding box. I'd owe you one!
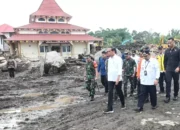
[164,37,180,103]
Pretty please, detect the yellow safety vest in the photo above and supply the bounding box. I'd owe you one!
[157,54,165,72]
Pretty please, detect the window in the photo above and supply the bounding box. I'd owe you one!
[67,46,71,52]
[39,31,43,34]
[40,46,49,52]
[52,46,60,52]
[61,31,65,34]
[38,18,45,21]
[40,46,44,52]
[50,31,59,34]
[44,31,48,34]
[62,46,66,52]
[48,18,55,22]
[58,18,64,22]
[62,46,71,52]
[45,46,49,52]
[66,31,70,34]
[1,38,3,45]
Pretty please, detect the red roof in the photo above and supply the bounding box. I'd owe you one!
[31,0,71,18]
[6,34,102,41]
[16,23,89,31]
[0,24,14,33]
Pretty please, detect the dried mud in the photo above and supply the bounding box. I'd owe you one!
[0,65,180,130]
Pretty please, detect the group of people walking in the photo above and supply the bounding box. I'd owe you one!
[84,37,180,113]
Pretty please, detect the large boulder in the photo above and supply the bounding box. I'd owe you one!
[45,51,65,68]
[0,57,7,69]
[94,48,122,64]
[43,51,66,75]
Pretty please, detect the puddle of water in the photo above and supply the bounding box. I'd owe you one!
[0,117,20,129]
[158,120,179,126]
[21,92,43,97]
[0,95,85,114]
[165,111,172,114]
[55,96,75,104]
[141,118,179,126]
[0,108,21,114]
[22,104,58,112]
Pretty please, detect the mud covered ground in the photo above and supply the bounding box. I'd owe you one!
[0,64,180,130]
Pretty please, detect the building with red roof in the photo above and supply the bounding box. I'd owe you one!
[6,0,102,59]
[0,24,14,51]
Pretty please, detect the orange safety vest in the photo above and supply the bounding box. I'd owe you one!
[136,57,143,78]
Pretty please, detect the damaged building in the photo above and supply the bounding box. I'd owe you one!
[6,0,102,60]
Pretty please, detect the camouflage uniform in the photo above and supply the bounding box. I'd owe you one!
[85,61,96,99]
[123,58,136,97]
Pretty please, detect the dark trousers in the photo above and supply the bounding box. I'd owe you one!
[108,81,125,111]
[123,76,134,97]
[138,85,157,109]
[159,72,165,92]
[165,71,179,98]
[101,75,108,93]
[137,80,141,97]
[8,68,15,78]
[134,73,137,89]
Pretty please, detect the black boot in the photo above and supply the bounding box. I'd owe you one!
[164,97,170,103]
[90,96,94,101]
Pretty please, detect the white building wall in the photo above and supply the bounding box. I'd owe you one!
[18,30,38,34]
[20,42,39,59]
[71,31,86,35]
[0,36,3,51]
[73,42,87,58]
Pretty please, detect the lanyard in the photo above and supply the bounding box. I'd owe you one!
[145,61,150,70]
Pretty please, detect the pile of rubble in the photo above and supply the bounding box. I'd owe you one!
[117,41,146,52]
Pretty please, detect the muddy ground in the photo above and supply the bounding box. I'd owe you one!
[0,64,180,130]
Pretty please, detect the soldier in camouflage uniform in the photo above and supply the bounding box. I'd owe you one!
[123,52,136,97]
[84,55,98,101]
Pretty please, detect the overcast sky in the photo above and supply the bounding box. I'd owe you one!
[0,0,180,34]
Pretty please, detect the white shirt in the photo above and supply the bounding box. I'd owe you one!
[140,58,160,85]
[131,55,140,66]
[108,54,123,82]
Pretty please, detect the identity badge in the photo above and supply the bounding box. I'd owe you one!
[144,70,147,76]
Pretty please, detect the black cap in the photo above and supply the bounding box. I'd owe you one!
[102,51,106,54]
[143,47,150,55]
[168,37,174,41]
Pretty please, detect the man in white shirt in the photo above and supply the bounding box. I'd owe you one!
[104,48,125,114]
[134,48,160,113]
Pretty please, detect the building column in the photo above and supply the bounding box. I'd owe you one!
[70,41,74,57]
[86,42,90,54]
[9,43,14,55]
[17,42,21,56]
[38,41,43,57]
[37,41,40,57]
[59,43,62,56]
[87,41,93,54]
